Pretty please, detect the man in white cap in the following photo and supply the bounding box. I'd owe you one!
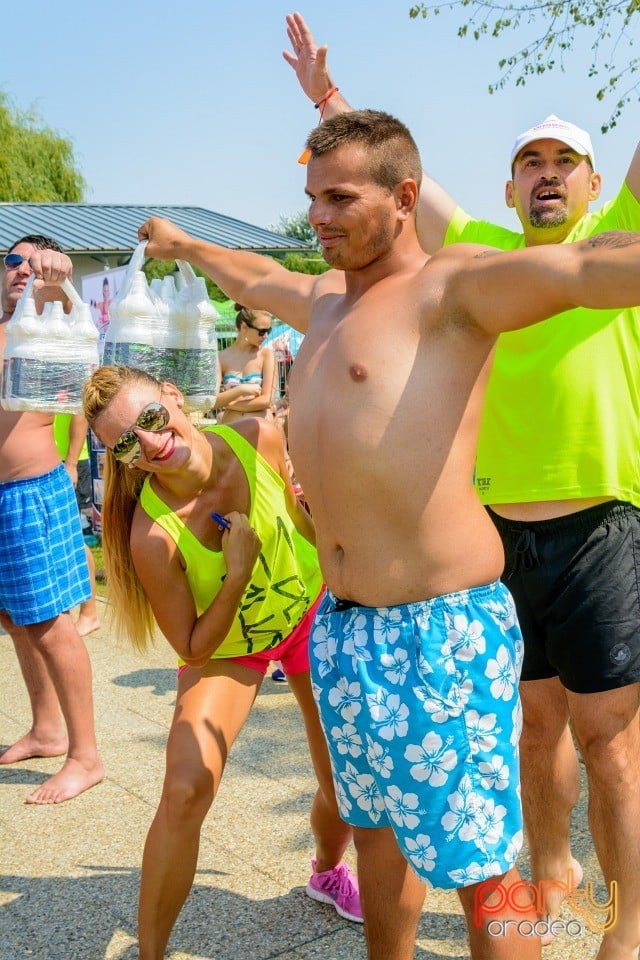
[285,13,640,960]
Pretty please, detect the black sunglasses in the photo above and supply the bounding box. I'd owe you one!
[112,401,171,465]
[3,253,29,269]
[243,319,272,336]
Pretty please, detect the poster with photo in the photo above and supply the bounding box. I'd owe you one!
[81,267,126,342]
[82,268,126,537]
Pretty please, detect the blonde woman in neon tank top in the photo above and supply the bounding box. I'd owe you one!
[83,366,361,959]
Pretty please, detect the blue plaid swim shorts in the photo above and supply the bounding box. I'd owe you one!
[310,580,524,890]
[0,465,91,626]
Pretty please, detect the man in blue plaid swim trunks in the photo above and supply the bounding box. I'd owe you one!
[0,236,103,803]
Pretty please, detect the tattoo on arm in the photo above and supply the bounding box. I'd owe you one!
[587,231,640,249]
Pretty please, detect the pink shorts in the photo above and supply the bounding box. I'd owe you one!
[178,591,324,678]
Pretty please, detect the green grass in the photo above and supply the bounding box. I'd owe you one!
[88,541,108,598]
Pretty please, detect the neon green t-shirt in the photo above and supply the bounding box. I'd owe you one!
[444,182,640,507]
[139,424,322,659]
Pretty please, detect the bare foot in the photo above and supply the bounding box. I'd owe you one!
[25,757,104,804]
[538,857,584,946]
[75,613,101,637]
[0,731,68,765]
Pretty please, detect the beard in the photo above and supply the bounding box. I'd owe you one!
[528,190,569,229]
[321,215,396,271]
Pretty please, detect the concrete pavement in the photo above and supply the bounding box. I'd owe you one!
[0,597,603,959]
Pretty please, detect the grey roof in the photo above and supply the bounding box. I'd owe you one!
[0,203,309,255]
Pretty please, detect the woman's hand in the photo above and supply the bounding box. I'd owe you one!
[220,512,262,585]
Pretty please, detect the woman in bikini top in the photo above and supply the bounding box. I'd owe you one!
[214,304,276,425]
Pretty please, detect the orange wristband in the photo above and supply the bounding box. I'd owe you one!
[298,87,340,165]
[314,86,339,111]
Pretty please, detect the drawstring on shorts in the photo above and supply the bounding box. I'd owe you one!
[506,528,540,578]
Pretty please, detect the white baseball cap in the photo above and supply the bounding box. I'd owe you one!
[510,115,595,168]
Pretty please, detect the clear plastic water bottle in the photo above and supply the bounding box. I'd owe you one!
[1,278,100,413]
[102,243,219,411]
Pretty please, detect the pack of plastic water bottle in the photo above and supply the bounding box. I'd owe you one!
[102,242,219,412]
[1,276,100,413]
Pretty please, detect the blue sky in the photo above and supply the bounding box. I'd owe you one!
[3,1,638,233]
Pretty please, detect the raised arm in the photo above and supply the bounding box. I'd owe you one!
[139,217,316,333]
[283,11,352,119]
[443,231,640,337]
[283,11,458,254]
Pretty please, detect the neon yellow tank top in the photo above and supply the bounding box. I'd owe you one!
[139,424,323,658]
[444,183,640,507]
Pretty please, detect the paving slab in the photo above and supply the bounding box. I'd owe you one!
[0,598,605,959]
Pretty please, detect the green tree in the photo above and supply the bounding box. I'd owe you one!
[271,210,321,251]
[0,92,85,200]
[409,1,640,131]
[271,210,329,274]
[143,258,230,302]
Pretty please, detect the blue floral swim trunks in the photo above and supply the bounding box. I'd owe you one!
[310,579,524,890]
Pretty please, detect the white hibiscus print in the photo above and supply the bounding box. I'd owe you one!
[341,762,385,822]
[485,644,517,701]
[365,733,394,779]
[342,613,372,667]
[384,785,420,829]
[486,593,518,634]
[445,612,486,662]
[465,709,500,755]
[510,698,523,747]
[448,861,503,885]
[334,780,353,818]
[404,732,457,786]
[415,606,433,635]
[441,773,483,841]
[372,608,403,646]
[380,647,410,686]
[474,797,507,847]
[328,677,362,722]
[331,722,363,757]
[366,687,410,741]
[415,647,435,678]
[414,677,473,723]
[504,830,523,866]
[405,833,437,873]
[311,622,337,678]
[478,755,510,791]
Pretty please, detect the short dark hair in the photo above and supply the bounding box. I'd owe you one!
[305,109,423,192]
[8,234,64,254]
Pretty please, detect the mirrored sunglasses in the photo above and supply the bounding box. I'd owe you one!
[3,253,29,269]
[112,401,171,464]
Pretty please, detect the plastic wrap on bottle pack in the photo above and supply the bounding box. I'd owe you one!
[1,276,100,414]
[103,243,219,411]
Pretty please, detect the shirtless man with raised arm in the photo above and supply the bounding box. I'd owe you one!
[139,110,640,960]
[283,15,640,960]
[0,237,103,804]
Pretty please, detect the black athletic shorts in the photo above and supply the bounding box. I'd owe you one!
[488,500,640,694]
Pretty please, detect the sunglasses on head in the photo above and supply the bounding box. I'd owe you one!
[243,319,272,336]
[3,253,29,269]
[111,401,170,465]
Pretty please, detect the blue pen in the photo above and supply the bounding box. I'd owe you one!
[210,512,231,530]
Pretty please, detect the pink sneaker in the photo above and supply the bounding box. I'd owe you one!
[305,858,363,923]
